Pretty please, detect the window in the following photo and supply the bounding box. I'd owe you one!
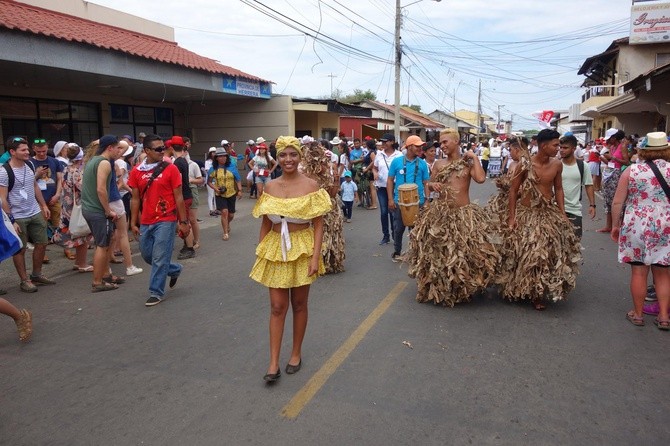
[656,53,670,67]
[0,96,100,148]
[109,104,174,139]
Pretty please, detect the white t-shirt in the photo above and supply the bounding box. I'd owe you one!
[114,158,129,197]
[490,146,502,158]
[562,161,593,217]
[188,160,202,188]
[373,150,402,188]
[339,153,350,178]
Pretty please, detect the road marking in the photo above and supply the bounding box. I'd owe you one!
[280,281,408,419]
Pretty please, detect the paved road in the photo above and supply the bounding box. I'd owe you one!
[1,181,668,445]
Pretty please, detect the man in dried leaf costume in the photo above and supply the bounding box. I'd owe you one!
[407,129,499,307]
[300,141,345,273]
[504,129,582,310]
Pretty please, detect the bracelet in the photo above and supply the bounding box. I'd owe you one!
[589,205,596,208]
[9,215,15,224]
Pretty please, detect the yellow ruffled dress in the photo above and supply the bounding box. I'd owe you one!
[249,189,332,288]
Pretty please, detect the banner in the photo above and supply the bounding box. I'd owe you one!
[222,76,272,98]
[532,110,554,129]
[630,1,670,44]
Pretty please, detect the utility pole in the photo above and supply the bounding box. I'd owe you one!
[407,65,411,105]
[394,0,402,143]
[327,73,338,98]
[476,79,481,141]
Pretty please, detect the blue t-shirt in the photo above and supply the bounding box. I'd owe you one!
[349,148,363,163]
[30,156,63,203]
[387,156,430,205]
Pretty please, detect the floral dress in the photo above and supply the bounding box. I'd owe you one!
[52,163,93,248]
[618,160,670,266]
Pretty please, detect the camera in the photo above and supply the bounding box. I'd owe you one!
[218,185,227,194]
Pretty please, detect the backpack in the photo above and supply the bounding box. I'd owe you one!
[3,161,36,192]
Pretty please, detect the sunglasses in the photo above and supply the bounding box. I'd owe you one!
[33,138,46,144]
[149,145,166,153]
[12,137,27,143]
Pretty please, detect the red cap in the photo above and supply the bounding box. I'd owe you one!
[165,140,173,148]
[171,135,184,145]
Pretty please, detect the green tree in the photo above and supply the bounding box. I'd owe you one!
[340,89,377,104]
[403,104,422,113]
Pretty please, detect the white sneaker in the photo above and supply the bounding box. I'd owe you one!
[126,265,143,276]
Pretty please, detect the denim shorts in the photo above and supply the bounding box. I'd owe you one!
[255,175,270,185]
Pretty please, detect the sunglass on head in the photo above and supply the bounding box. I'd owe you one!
[33,138,46,144]
[12,137,27,143]
[149,146,166,153]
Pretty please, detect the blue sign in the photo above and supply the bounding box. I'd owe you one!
[223,76,272,99]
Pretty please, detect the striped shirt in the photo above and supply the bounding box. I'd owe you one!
[0,163,42,219]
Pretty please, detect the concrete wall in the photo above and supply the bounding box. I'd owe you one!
[186,95,291,158]
[16,0,175,41]
[618,43,670,83]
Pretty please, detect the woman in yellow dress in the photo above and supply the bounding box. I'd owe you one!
[249,136,332,383]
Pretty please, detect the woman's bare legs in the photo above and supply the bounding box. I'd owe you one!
[268,287,290,374]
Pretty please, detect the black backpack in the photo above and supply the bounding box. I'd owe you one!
[2,161,36,192]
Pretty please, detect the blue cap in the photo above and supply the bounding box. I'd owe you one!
[344,170,352,178]
[99,135,118,150]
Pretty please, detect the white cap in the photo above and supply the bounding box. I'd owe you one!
[220,139,229,146]
[256,137,266,144]
[301,135,314,145]
[247,139,255,145]
[122,145,134,157]
[605,128,618,140]
[53,141,68,157]
[208,146,217,153]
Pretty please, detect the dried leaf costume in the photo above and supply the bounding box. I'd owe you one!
[486,171,512,227]
[301,144,346,273]
[497,159,582,302]
[407,159,499,307]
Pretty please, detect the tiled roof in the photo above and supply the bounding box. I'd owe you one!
[366,100,444,128]
[0,0,269,83]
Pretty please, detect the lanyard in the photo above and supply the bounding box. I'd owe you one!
[402,156,419,184]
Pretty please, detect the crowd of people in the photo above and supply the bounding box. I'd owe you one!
[1,126,668,381]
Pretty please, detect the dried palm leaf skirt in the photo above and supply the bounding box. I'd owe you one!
[407,203,500,307]
[322,197,346,274]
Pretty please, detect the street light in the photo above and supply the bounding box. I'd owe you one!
[394,0,441,142]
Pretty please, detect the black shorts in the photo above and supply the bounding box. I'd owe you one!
[82,209,115,247]
[566,213,583,239]
[215,195,237,213]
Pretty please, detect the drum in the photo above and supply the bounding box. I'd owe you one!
[398,183,420,227]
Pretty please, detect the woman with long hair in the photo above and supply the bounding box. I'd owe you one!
[597,129,629,233]
[249,136,331,383]
[247,143,277,198]
[207,148,242,240]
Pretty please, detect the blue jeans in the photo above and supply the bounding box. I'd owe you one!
[376,187,394,240]
[139,221,182,298]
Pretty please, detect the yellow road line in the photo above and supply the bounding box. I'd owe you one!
[281,281,408,419]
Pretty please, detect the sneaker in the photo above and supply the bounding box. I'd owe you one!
[645,286,657,302]
[15,309,32,342]
[346,219,352,223]
[196,218,204,223]
[20,280,37,293]
[379,237,390,245]
[126,265,143,276]
[643,302,659,316]
[145,296,162,307]
[29,274,55,285]
[391,252,402,263]
[177,248,196,260]
[169,275,179,288]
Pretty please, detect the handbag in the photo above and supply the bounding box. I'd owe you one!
[646,161,670,203]
[0,206,22,262]
[68,171,91,237]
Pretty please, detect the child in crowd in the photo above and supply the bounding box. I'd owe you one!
[340,170,358,223]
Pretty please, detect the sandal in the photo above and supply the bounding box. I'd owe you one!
[110,257,123,264]
[654,318,670,331]
[73,265,94,273]
[102,274,125,284]
[222,233,229,241]
[92,282,119,293]
[626,310,645,326]
[532,299,546,311]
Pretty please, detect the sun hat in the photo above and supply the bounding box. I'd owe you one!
[53,140,68,157]
[215,147,228,156]
[330,136,342,145]
[256,137,266,144]
[208,147,217,153]
[122,144,134,157]
[640,132,670,150]
[247,139,255,145]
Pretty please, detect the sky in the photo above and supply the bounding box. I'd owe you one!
[90,0,636,130]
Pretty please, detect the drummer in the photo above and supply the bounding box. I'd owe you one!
[387,135,430,262]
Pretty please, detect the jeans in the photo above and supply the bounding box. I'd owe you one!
[376,187,394,240]
[139,221,182,298]
[342,201,353,220]
[392,208,405,254]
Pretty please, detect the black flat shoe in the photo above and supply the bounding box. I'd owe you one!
[285,360,302,375]
[263,368,281,383]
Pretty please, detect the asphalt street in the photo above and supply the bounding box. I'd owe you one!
[1,180,668,445]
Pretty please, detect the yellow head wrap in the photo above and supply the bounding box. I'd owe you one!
[275,136,302,157]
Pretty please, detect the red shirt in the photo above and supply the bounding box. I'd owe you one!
[128,163,181,225]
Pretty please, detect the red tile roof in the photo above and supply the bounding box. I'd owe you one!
[0,0,270,83]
